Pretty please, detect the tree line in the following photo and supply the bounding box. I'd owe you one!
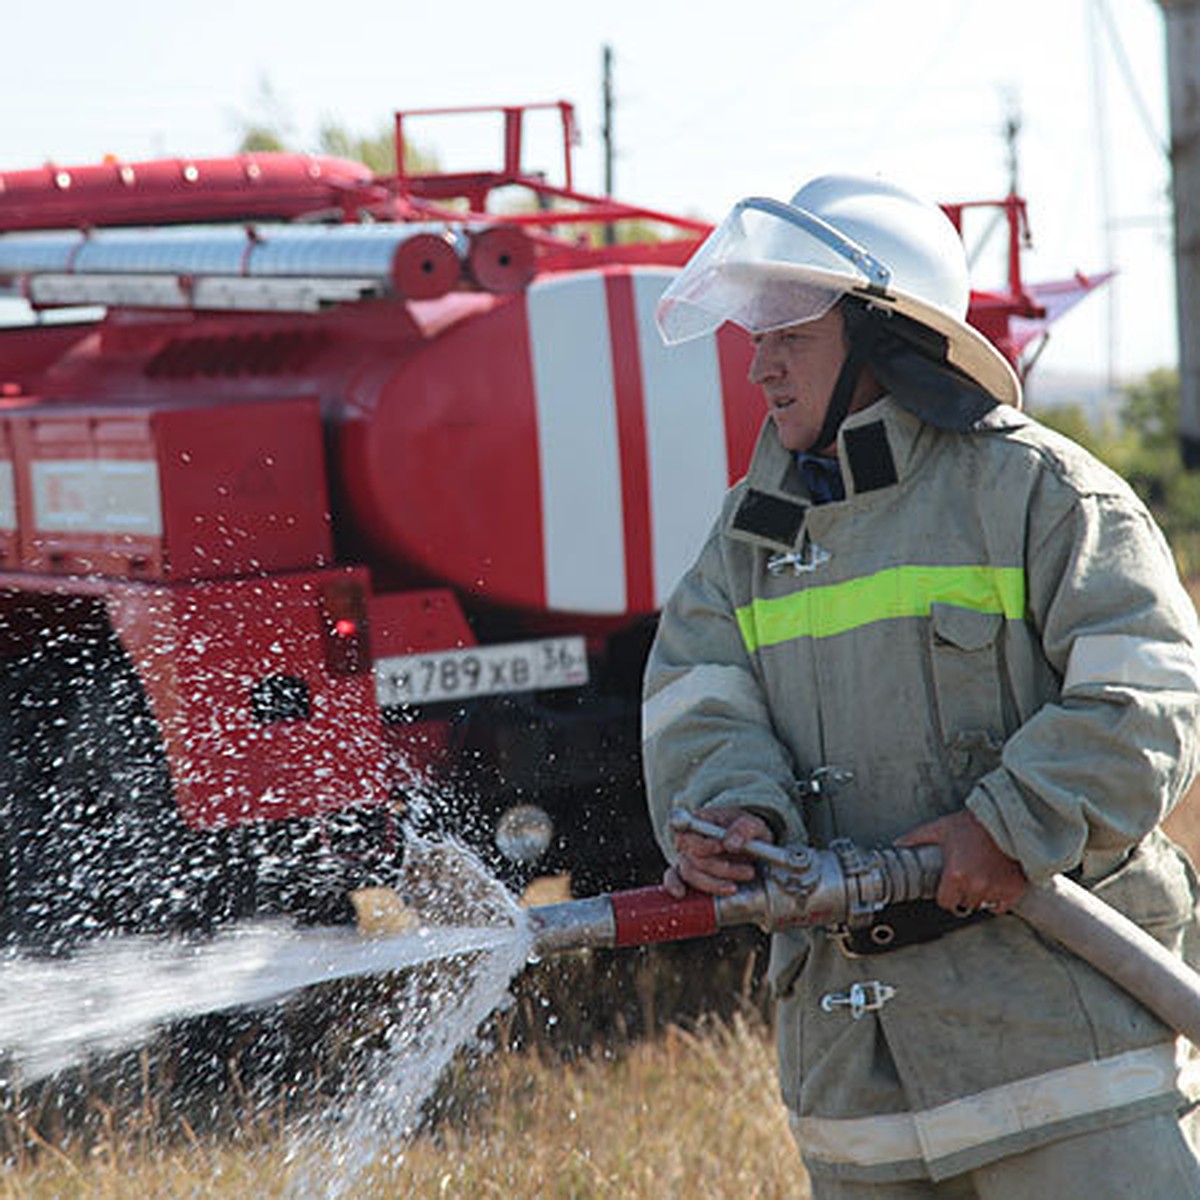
[1039,369,1200,578]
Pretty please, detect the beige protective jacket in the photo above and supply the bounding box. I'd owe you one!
[643,395,1200,1185]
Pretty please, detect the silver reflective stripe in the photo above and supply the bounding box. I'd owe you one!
[0,461,14,530]
[641,663,769,743]
[792,1042,1179,1170]
[1063,634,1200,694]
[790,1107,921,1170]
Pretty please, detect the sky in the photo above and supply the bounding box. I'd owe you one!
[0,0,1177,398]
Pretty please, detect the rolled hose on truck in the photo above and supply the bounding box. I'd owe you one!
[523,810,1200,1050]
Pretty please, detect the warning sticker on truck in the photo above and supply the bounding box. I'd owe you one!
[374,635,589,707]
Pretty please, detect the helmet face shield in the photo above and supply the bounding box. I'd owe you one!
[655,196,892,345]
[654,175,1021,407]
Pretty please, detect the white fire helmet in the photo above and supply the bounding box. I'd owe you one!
[656,174,1021,408]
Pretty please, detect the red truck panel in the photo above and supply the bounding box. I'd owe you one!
[107,567,387,828]
[11,395,332,579]
[368,588,478,781]
[368,588,477,657]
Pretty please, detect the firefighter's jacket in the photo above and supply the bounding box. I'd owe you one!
[642,395,1200,1185]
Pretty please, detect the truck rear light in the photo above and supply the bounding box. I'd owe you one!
[319,579,371,675]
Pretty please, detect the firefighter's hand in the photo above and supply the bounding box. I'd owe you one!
[663,807,774,899]
[895,810,1027,916]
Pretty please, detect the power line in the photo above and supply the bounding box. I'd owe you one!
[602,43,616,246]
[1093,0,1170,160]
[1086,0,1118,390]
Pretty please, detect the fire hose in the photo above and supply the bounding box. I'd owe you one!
[526,809,1200,1049]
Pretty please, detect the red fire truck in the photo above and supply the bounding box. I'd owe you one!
[0,102,1099,947]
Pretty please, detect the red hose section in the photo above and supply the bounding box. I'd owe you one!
[611,886,718,947]
[0,155,380,233]
[465,226,536,294]
[391,233,461,300]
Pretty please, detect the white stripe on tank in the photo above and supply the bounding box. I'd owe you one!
[527,273,626,613]
[633,269,729,608]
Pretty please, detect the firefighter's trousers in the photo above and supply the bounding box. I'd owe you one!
[808,1111,1200,1199]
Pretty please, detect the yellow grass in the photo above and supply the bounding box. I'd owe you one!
[0,1014,809,1200]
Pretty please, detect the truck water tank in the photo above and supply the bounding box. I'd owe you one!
[337,266,759,618]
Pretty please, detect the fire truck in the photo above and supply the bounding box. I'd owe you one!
[0,101,1101,947]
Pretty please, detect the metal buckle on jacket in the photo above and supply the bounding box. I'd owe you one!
[767,538,831,576]
[796,766,854,797]
[820,980,896,1019]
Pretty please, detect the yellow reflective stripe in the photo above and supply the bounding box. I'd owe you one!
[736,565,1026,652]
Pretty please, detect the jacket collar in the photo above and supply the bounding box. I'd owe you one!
[726,394,986,556]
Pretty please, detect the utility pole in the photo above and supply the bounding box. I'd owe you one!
[602,43,616,246]
[1157,1,1200,466]
[1003,99,1022,195]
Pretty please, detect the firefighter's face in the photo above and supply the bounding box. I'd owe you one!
[748,306,850,454]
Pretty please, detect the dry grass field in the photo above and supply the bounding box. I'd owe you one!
[1165,777,1200,865]
[0,1013,808,1199]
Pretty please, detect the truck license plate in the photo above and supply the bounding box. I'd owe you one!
[374,636,589,706]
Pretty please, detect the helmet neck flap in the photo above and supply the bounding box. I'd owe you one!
[814,298,1002,453]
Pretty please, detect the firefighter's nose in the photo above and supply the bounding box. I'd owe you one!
[748,339,780,386]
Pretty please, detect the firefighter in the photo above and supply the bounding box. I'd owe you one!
[642,174,1200,1197]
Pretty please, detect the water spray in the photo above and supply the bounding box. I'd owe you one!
[526,809,1200,1050]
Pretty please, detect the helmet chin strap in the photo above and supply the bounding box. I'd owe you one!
[806,303,888,454]
[806,298,998,451]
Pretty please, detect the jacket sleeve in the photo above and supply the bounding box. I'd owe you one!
[642,522,808,864]
[966,477,1200,885]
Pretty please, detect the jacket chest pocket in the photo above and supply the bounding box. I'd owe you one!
[929,603,1006,775]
